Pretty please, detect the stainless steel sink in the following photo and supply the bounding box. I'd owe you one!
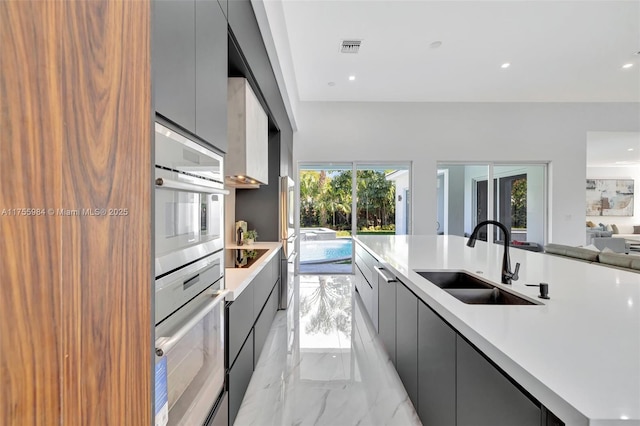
[415,271,540,305]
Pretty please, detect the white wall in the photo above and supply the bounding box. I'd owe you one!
[586,166,640,229]
[293,102,640,246]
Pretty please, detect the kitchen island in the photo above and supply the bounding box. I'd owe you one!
[355,235,640,426]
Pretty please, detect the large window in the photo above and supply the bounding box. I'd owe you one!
[299,163,411,274]
[437,163,547,246]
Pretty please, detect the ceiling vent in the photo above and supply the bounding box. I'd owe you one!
[340,40,362,54]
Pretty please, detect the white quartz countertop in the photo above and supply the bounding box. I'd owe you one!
[224,242,282,301]
[355,235,640,426]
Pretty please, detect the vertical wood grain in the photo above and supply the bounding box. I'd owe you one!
[0,1,63,424]
[59,0,152,425]
[1,0,152,424]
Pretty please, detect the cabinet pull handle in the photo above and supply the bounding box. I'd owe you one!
[374,266,397,283]
[155,289,229,357]
[155,177,230,195]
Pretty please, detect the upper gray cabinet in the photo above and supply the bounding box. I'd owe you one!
[154,0,228,153]
[154,0,196,133]
[196,0,228,152]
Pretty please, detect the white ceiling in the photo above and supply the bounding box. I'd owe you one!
[264,0,640,103]
[587,132,640,167]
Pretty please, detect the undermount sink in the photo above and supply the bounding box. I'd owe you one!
[416,271,540,305]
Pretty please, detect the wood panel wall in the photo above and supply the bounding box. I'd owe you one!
[0,1,153,425]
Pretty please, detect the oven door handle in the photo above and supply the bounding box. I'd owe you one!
[155,289,229,357]
[155,177,230,195]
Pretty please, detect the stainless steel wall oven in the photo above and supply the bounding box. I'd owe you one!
[154,121,229,426]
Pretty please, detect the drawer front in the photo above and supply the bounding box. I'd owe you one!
[355,265,373,321]
[253,257,274,319]
[254,280,279,367]
[228,329,254,426]
[227,284,254,366]
[355,243,378,285]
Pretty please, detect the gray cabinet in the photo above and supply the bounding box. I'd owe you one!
[377,267,397,366]
[195,0,228,152]
[225,253,280,425]
[456,335,541,426]
[354,243,379,330]
[227,279,253,366]
[396,282,418,409]
[417,301,456,425]
[228,329,253,426]
[154,0,196,133]
[254,279,279,367]
[252,255,274,318]
[154,0,228,152]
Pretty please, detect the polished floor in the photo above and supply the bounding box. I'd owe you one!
[234,275,421,426]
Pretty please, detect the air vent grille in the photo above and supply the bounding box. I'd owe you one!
[340,40,362,54]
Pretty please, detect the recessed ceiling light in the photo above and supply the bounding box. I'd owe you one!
[429,41,443,49]
[328,82,335,86]
[348,75,356,81]
[628,148,635,151]
[501,63,511,69]
[622,63,633,69]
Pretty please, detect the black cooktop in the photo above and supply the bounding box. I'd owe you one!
[225,248,269,269]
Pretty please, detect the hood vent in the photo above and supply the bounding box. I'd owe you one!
[340,40,362,54]
[226,78,268,188]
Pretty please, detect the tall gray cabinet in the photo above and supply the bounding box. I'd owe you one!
[154,0,228,153]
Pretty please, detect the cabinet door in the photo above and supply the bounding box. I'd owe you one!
[253,256,274,319]
[417,301,456,425]
[195,0,228,152]
[396,283,418,409]
[227,283,254,366]
[228,329,254,426]
[355,264,373,320]
[377,267,396,366]
[457,335,541,426]
[254,280,278,367]
[154,0,196,133]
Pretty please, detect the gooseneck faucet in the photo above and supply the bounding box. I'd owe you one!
[467,220,520,285]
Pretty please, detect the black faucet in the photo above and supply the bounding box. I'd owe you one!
[467,220,520,285]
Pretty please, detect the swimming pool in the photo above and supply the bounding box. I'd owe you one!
[300,238,353,264]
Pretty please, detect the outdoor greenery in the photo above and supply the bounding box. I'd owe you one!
[300,169,396,231]
[511,178,527,229]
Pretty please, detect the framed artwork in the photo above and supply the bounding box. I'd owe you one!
[586,179,634,216]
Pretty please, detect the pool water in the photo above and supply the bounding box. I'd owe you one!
[300,239,353,264]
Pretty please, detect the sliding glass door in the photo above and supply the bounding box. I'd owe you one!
[437,163,547,247]
[299,162,411,274]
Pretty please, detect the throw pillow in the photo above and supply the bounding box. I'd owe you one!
[634,225,640,234]
[606,224,613,232]
[586,221,596,228]
[611,224,619,234]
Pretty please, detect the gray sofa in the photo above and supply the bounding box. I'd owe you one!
[544,243,640,272]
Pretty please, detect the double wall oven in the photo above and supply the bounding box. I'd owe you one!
[154,121,229,426]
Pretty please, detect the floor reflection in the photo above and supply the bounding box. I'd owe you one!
[234,275,421,426]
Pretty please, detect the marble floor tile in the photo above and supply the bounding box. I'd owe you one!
[234,275,421,426]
